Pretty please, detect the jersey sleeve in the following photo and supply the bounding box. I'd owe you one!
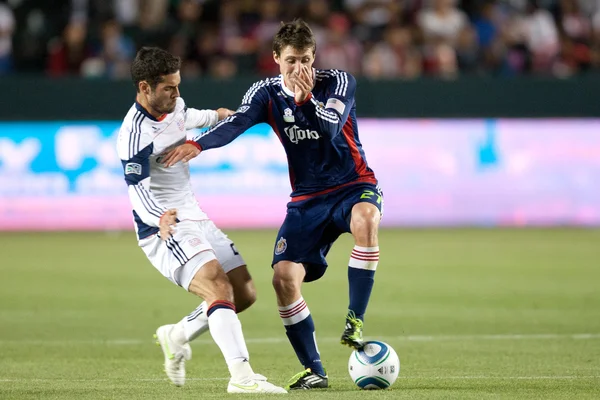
[184,106,219,129]
[119,133,168,228]
[296,71,356,140]
[188,80,269,151]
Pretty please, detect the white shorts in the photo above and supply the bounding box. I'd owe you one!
[138,219,245,290]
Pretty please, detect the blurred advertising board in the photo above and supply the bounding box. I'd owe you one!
[1,119,599,230]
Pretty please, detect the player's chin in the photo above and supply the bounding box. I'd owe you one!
[164,104,176,114]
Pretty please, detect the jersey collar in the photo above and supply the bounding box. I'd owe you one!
[135,101,166,121]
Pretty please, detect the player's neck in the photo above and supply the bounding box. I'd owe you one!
[136,94,165,120]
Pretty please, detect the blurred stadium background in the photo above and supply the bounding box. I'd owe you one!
[1,0,599,399]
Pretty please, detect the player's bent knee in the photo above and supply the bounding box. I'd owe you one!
[351,203,380,236]
[272,262,304,298]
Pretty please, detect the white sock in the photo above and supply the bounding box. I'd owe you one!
[208,303,253,381]
[169,301,210,346]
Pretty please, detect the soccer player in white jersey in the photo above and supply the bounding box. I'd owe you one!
[116,47,286,394]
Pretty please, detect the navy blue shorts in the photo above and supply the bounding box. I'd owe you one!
[272,182,383,282]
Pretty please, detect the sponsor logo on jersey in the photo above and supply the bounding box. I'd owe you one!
[283,108,295,123]
[177,118,185,131]
[275,237,287,255]
[283,125,320,144]
[125,163,142,175]
[236,105,250,113]
[188,238,202,247]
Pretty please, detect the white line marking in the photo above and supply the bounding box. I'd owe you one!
[1,333,599,346]
[1,376,599,383]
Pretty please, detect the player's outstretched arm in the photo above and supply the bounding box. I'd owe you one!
[161,143,200,167]
[184,106,235,130]
[162,80,269,167]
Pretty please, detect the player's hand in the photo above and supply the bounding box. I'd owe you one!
[161,143,200,167]
[216,107,235,121]
[293,65,313,104]
[159,209,177,240]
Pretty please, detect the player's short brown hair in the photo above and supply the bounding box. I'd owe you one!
[131,47,181,92]
[272,19,316,56]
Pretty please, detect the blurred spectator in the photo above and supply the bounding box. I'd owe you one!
[0,1,15,74]
[113,0,139,28]
[455,25,480,73]
[417,0,468,45]
[345,0,401,44]
[317,13,362,75]
[301,0,330,45]
[522,1,559,73]
[209,55,238,79]
[559,0,591,41]
[47,21,92,77]
[138,0,169,31]
[83,18,135,79]
[362,24,422,78]
[5,0,600,79]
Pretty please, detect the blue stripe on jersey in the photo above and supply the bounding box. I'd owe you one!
[122,143,153,185]
[133,210,159,239]
[128,112,145,159]
[133,185,164,219]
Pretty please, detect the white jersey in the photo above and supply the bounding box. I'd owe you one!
[117,97,219,240]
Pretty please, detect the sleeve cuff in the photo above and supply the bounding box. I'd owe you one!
[186,140,202,151]
[294,92,313,106]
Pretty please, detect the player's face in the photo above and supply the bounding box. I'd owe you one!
[274,46,315,90]
[149,71,181,115]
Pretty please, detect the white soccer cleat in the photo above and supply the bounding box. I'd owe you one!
[227,374,288,394]
[154,324,192,387]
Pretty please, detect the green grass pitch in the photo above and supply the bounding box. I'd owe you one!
[1,228,599,399]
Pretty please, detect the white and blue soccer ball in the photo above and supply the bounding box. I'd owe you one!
[348,340,400,390]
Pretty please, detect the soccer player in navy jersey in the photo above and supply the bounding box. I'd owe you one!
[162,19,383,390]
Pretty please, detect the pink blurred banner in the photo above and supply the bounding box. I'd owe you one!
[1,119,599,230]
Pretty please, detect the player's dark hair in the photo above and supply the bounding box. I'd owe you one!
[131,47,181,92]
[273,19,316,56]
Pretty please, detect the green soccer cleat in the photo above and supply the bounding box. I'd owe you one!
[340,310,365,349]
[285,368,328,390]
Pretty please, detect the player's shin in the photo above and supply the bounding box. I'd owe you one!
[170,301,209,346]
[279,297,326,376]
[348,245,379,321]
[207,301,254,380]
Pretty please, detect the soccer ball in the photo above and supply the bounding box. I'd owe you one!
[348,341,400,390]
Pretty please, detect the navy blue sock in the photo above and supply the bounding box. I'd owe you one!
[279,297,326,376]
[348,246,379,321]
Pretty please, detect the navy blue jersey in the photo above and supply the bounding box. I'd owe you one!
[191,69,377,199]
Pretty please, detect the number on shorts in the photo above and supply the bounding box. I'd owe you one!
[230,243,239,255]
[360,189,382,204]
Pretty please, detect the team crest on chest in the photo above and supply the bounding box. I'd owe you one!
[177,118,185,131]
[283,108,295,123]
[275,237,287,255]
